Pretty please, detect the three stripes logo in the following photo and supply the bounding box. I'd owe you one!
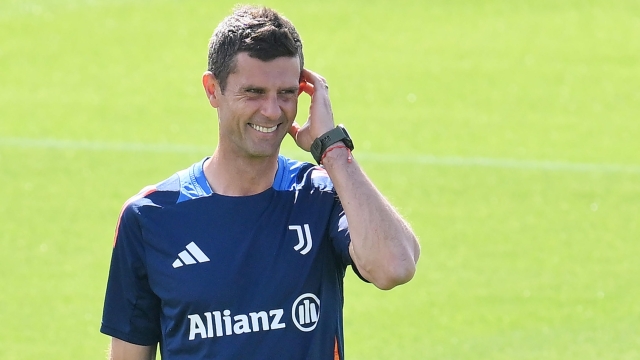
[172,242,210,268]
[291,293,320,332]
[289,224,313,255]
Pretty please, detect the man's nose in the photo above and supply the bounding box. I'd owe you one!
[260,94,282,121]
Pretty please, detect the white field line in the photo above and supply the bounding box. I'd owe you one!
[0,137,209,153]
[356,153,640,174]
[0,0,156,21]
[1,136,639,174]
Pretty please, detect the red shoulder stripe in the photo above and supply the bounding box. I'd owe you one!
[112,185,157,247]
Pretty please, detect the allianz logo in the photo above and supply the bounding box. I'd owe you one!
[188,293,320,340]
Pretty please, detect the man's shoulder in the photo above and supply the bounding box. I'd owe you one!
[119,177,178,216]
[276,155,335,193]
[122,158,209,212]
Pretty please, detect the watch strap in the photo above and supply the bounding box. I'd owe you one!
[310,125,354,164]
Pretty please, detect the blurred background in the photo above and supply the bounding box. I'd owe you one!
[1,0,639,358]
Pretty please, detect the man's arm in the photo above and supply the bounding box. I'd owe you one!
[323,147,420,290]
[291,69,420,290]
[109,338,157,360]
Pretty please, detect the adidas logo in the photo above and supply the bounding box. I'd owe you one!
[173,242,210,268]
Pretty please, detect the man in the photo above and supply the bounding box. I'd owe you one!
[101,5,420,359]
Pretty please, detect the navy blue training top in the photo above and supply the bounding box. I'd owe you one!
[101,155,359,359]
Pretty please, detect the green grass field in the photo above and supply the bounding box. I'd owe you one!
[1,0,639,358]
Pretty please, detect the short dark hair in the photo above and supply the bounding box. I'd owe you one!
[207,5,304,93]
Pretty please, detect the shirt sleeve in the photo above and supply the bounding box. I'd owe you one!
[329,197,369,282]
[100,203,162,346]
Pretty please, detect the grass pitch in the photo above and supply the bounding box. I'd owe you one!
[1,0,639,359]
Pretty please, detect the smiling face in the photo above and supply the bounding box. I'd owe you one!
[205,52,300,160]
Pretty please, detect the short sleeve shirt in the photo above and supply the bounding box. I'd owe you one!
[100,156,357,359]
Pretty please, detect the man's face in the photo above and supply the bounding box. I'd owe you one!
[214,53,300,159]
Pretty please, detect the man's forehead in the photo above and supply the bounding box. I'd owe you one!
[230,53,301,85]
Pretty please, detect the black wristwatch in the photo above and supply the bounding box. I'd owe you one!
[310,124,354,164]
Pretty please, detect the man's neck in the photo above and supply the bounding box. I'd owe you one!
[202,149,279,197]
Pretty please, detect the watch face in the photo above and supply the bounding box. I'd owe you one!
[338,124,350,138]
[337,125,353,150]
[312,126,354,164]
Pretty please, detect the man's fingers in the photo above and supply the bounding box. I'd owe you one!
[288,122,301,138]
[299,81,314,96]
[300,69,328,93]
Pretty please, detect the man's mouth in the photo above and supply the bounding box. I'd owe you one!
[249,123,278,133]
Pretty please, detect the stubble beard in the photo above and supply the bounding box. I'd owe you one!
[225,124,287,160]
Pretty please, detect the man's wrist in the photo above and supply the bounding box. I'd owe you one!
[320,142,353,165]
[310,125,354,164]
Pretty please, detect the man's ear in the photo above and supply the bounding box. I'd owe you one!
[202,71,220,108]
